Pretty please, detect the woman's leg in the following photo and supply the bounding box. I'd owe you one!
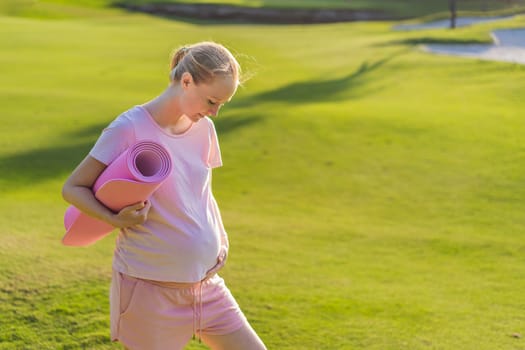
[201,323,267,350]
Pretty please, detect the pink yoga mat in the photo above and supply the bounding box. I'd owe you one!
[62,140,172,247]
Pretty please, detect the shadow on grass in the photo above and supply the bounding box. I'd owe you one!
[387,37,492,46]
[214,114,263,134]
[236,49,408,106]
[109,1,400,26]
[0,125,104,191]
[108,0,293,27]
[0,115,262,191]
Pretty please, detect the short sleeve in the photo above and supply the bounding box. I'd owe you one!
[207,119,222,169]
[89,114,135,165]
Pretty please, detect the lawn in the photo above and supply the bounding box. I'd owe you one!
[1,1,525,349]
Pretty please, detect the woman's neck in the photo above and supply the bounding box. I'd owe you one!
[142,86,193,135]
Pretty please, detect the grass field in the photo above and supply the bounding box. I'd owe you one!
[1,1,525,349]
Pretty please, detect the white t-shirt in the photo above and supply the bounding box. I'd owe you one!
[89,105,228,283]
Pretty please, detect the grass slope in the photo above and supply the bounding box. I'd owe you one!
[1,2,525,349]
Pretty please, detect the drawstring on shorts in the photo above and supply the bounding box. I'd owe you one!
[135,275,212,344]
[191,281,204,343]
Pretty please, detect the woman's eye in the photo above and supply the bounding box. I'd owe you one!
[208,100,216,106]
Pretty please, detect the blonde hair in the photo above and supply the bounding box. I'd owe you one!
[169,41,241,85]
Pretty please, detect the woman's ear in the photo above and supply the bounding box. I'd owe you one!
[181,72,194,90]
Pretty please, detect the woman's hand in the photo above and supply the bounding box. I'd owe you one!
[63,155,153,230]
[111,200,152,228]
[204,246,228,279]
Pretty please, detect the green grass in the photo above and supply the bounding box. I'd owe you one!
[1,2,525,349]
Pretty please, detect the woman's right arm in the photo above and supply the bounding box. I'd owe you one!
[62,155,151,228]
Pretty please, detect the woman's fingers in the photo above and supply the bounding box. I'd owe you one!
[115,201,151,228]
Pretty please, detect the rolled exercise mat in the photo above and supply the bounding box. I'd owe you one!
[62,140,172,247]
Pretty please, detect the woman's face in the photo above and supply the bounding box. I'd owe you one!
[181,73,237,123]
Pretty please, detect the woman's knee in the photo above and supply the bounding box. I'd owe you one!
[202,324,266,350]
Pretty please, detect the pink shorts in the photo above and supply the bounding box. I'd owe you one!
[110,269,248,349]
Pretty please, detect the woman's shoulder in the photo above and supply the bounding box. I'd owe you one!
[89,107,142,165]
[115,105,144,123]
[201,116,218,132]
[105,106,148,132]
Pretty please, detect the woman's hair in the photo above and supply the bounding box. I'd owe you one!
[169,41,241,85]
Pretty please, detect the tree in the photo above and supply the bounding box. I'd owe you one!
[449,0,457,29]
